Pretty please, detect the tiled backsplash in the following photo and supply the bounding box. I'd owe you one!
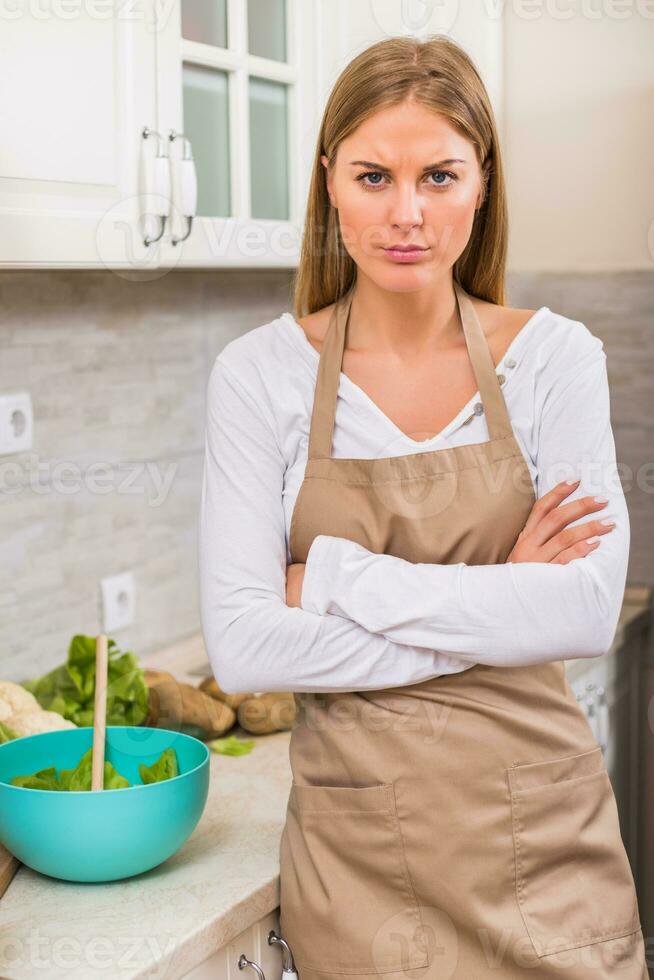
[508,270,653,594]
[1,269,651,681]
[0,270,294,681]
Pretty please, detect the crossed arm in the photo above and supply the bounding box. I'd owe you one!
[297,341,629,664]
[199,340,628,695]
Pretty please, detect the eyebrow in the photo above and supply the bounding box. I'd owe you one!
[348,158,467,173]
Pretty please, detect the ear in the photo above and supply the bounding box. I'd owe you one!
[321,154,336,207]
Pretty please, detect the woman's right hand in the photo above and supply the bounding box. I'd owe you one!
[507,479,616,565]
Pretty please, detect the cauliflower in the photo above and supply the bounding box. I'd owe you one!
[0,681,40,715]
[5,710,76,738]
[0,681,76,739]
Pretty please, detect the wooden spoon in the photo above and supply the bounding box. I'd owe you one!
[91,634,108,791]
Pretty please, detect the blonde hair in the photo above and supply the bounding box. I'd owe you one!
[291,34,508,316]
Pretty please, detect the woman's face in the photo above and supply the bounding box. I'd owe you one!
[321,99,488,291]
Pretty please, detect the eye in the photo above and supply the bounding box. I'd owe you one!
[355,171,387,189]
[428,170,457,187]
[355,169,459,191]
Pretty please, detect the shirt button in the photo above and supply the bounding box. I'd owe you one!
[473,402,484,415]
[497,373,506,385]
[505,357,517,369]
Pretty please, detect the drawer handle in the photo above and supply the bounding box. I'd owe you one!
[268,930,298,978]
[238,953,265,978]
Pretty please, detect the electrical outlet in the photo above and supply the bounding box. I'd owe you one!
[0,392,33,455]
[101,572,136,633]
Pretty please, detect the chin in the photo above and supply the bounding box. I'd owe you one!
[368,268,435,293]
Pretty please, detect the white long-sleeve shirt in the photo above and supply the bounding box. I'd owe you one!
[198,303,629,694]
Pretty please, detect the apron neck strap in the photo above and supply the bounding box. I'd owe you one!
[306,280,513,461]
[453,281,514,441]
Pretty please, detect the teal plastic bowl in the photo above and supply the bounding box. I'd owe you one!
[0,726,210,882]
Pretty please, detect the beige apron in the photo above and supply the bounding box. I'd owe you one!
[279,280,646,979]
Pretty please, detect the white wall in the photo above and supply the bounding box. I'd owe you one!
[311,0,503,162]
[503,4,654,271]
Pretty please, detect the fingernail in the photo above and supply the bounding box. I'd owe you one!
[565,478,580,485]
[586,536,601,543]
[600,519,616,526]
[594,495,609,503]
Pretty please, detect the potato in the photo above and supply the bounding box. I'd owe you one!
[237,693,297,735]
[145,670,236,738]
[198,676,251,711]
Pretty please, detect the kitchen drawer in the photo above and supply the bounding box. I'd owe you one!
[181,908,282,979]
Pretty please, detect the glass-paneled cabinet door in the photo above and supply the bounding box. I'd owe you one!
[155,0,321,268]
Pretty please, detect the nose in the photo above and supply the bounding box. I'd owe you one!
[388,182,424,230]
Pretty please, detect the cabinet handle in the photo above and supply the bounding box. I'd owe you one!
[267,930,298,978]
[584,694,599,744]
[169,130,197,245]
[596,685,609,753]
[141,126,170,247]
[238,953,266,978]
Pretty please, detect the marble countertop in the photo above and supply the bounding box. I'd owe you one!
[0,586,650,979]
[0,635,293,980]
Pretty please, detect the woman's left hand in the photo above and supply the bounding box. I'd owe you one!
[285,563,306,607]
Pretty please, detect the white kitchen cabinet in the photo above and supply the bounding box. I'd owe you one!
[566,590,648,879]
[0,1,158,269]
[181,908,286,979]
[0,0,346,270]
[0,1,498,270]
[570,651,636,862]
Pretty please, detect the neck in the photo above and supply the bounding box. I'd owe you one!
[345,275,463,357]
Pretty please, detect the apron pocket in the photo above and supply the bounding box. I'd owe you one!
[507,745,641,959]
[279,780,430,975]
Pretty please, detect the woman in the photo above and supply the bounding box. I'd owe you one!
[199,35,646,979]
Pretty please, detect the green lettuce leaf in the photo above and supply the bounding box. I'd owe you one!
[11,766,61,790]
[65,747,131,791]
[21,634,149,728]
[0,720,18,744]
[11,747,131,791]
[9,746,178,790]
[138,746,179,784]
[208,734,255,756]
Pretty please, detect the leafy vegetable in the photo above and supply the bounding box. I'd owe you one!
[0,720,18,744]
[22,634,149,728]
[11,765,60,791]
[139,747,178,784]
[208,734,255,756]
[10,746,178,790]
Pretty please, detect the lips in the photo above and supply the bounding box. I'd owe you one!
[382,244,430,262]
[384,245,428,252]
